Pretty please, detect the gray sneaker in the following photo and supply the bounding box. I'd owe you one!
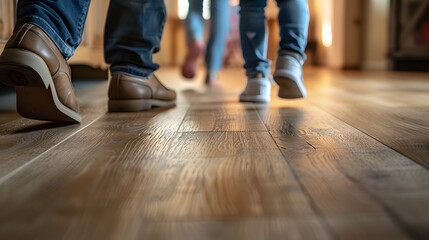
[239,74,271,103]
[273,50,307,98]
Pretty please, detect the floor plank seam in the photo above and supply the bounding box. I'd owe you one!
[254,107,337,240]
[266,131,337,240]
[252,103,270,133]
[307,99,429,171]
[0,114,105,185]
[135,217,329,223]
[337,165,418,239]
[305,99,427,238]
[305,141,317,150]
[178,130,269,133]
[135,103,193,213]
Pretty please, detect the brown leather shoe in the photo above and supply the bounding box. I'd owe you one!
[108,73,176,112]
[0,24,81,123]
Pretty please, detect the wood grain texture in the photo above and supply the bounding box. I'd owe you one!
[136,218,329,240]
[306,69,429,169]
[0,67,428,239]
[0,107,188,240]
[141,153,311,219]
[155,68,247,104]
[139,131,331,237]
[0,111,20,125]
[0,82,108,179]
[178,103,267,132]
[257,103,429,239]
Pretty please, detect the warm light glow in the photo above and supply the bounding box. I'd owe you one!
[178,0,189,20]
[177,0,210,20]
[230,0,239,6]
[203,0,210,20]
[321,0,333,47]
[322,20,332,47]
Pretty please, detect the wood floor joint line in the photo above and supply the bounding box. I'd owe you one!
[0,114,104,185]
[254,107,337,240]
[252,103,270,133]
[178,130,269,133]
[308,99,426,170]
[136,104,192,208]
[339,165,418,239]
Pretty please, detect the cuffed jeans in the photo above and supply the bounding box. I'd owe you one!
[185,0,229,73]
[16,0,166,78]
[239,0,309,77]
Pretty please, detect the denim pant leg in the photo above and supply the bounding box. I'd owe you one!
[239,0,270,77]
[276,0,309,60]
[205,0,230,73]
[104,0,166,78]
[185,0,204,45]
[16,0,91,60]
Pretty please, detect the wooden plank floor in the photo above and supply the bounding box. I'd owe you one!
[0,67,428,240]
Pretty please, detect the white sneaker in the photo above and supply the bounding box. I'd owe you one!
[273,50,307,98]
[239,74,271,103]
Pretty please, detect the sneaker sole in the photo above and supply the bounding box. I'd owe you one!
[108,99,176,112]
[0,48,81,123]
[239,95,270,103]
[274,74,307,99]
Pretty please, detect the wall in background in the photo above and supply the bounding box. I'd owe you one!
[0,0,392,71]
[362,0,390,70]
[0,0,16,52]
[311,0,363,69]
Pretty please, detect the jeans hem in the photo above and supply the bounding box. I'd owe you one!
[246,69,271,78]
[110,65,153,78]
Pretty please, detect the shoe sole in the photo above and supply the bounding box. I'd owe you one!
[274,74,307,99]
[0,49,81,123]
[239,95,270,103]
[108,99,176,112]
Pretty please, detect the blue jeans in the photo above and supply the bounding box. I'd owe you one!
[239,0,309,77]
[16,0,166,78]
[185,0,229,73]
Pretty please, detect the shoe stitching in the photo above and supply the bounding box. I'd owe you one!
[17,25,31,47]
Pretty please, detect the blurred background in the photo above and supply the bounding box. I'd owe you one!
[1,0,429,75]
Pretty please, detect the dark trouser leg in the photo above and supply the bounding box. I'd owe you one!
[104,0,166,78]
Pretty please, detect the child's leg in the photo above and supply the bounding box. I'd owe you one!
[274,0,309,98]
[239,0,270,78]
[238,0,271,103]
[204,0,230,84]
[185,0,205,45]
[277,0,309,58]
[181,0,206,79]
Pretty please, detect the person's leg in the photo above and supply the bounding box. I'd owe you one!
[238,0,271,103]
[105,0,176,112]
[276,0,309,59]
[181,0,205,79]
[0,0,90,122]
[104,0,166,78]
[273,0,309,98]
[204,0,230,84]
[239,0,270,78]
[15,0,91,59]
[185,0,205,45]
